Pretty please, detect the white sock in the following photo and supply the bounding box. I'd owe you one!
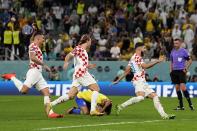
[121,96,144,108]
[153,96,168,117]
[11,77,23,92]
[90,91,99,112]
[44,96,54,115]
[51,95,69,106]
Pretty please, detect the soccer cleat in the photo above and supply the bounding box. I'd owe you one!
[162,114,176,120]
[90,110,104,116]
[48,113,64,118]
[115,105,123,115]
[1,73,16,80]
[66,107,76,114]
[173,106,185,110]
[189,105,195,111]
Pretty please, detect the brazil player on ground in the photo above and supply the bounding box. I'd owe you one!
[1,34,63,118]
[113,42,175,120]
[66,90,112,115]
[51,34,104,116]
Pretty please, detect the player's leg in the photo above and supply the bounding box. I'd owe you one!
[180,83,194,110]
[88,83,101,115]
[148,92,175,119]
[1,70,37,94]
[171,70,184,110]
[81,72,103,115]
[40,87,63,118]
[175,84,184,110]
[116,91,145,115]
[51,86,78,106]
[179,71,194,110]
[67,97,89,115]
[36,75,63,118]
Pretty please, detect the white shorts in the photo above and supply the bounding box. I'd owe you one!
[24,68,48,91]
[71,72,97,89]
[133,81,154,97]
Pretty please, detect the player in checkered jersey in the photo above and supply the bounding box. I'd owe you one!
[113,42,175,119]
[51,34,104,116]
[1,34,63,118]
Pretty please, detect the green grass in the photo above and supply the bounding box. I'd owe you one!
[0,96,197,131]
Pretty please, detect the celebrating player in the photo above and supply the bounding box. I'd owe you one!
[51,34,104,116]
[113,42,175,119]
[66,90,112,115]
[1,34,63,118]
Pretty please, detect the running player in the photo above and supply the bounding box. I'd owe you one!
[113,42,175,119]
[50,34,104,116]
[66,90,112,115]
[1,34,63,118]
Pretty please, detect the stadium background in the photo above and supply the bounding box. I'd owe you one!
[1,1,197,131]
[0,0,197,95]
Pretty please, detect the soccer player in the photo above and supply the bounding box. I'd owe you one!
[170,37,194,110]
[66,90,112,115]
[50,34,104,116]
[113,42,175,119]
[1,34,63,118]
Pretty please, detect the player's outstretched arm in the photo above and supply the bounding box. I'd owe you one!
[63,52,74,70]
[113,66,131,84]
[141,56,165,69]
[87,63,96,69]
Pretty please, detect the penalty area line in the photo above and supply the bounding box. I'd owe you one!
[37,120,163,131]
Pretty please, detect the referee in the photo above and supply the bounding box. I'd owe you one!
[170,36,194,110]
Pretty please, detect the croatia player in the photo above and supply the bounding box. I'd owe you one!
[51,34,104,116]
[113,42,175,119]
[1,34,63,118]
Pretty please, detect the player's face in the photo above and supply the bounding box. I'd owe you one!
[39,36,45,44]
[174,40,181,49]
[86,39,92,49]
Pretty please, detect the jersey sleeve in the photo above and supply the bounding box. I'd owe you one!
[183,49,190,60]
[29,45,37,53]
[71,47,82,56]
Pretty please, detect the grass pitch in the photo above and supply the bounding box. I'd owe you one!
[0,96,197,131]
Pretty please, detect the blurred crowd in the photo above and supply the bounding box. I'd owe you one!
[0,0,197,61]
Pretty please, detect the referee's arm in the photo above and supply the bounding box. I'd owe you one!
[185,57,192,72]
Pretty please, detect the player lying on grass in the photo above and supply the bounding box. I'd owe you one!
[113,42,175,120]
[1,34,63,118]
[66,90,112,115]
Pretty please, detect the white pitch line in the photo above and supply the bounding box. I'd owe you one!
[37,120,163,131]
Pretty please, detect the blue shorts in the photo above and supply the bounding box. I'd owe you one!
[75,97,91,110]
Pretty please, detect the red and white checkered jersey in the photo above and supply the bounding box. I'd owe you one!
[29,43,43,72]
[128,53,145,82]
[71,45,89,78]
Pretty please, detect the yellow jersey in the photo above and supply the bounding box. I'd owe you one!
[77,90,109,105]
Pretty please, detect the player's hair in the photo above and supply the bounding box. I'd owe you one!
[78,34,91,45]
[135,42,144,49]
[105,103,112,115]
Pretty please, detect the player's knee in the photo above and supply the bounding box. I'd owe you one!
[20,89,28,94]
[137,96,144,101]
